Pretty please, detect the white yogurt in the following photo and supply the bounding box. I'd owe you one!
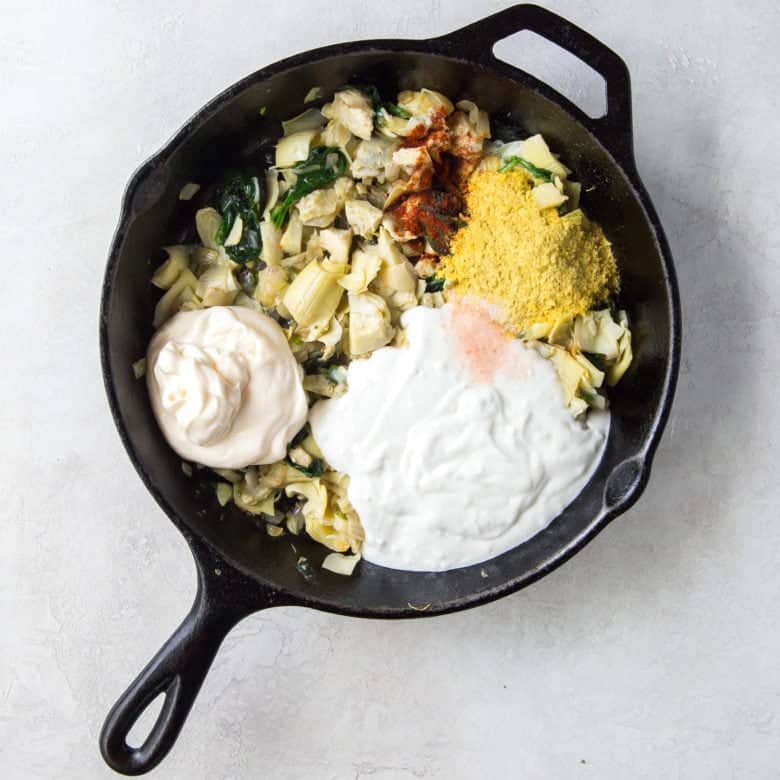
[310,304,609,572]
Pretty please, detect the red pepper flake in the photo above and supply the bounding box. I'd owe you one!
[386,190,462,253]
[401,108,448,147]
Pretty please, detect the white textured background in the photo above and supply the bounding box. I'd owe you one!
[1,1,778,778]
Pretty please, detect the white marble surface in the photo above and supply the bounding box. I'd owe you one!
[1,1,778,777]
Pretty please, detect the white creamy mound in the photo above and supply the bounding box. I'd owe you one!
[147,307,307,469]
[310,305,609,572]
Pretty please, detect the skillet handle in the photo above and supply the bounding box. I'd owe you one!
[435,4,634,162]
[99,557,281,775]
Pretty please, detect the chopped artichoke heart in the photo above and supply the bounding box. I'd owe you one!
[304,86,322,103]
[152,246,190,290]
[303,374,337,397]
[383,179,410,210]
[322,552,361,576]
[289,445,313,468]
[348,291,395,355]
[196,265,239,307]
[533,182,568,209]
[263,172,280,219]
[317,316,343,359]
[573,351,605,389]
[233,291,260,309]
[213,468,242,483]
[153,269,200,327]
[284,480,341,546]
[377,226,407,266]
[178,182,200,200]
[216,482,233,506]
[286,513,305,535]
[351,137,400,181]
[321,89,374,141]
[195,208,222,249]
[339,247,382,294]
[260,220,283,266]
[282,108,325,136]
[518,134,570,178]
[296,188,342,228]
[233,479,274,515]
[397,88,454,119]
[550,348,588,405]
[319,227,353,265]
[301,434,324,459]
[574,310,625,360]
[376,258,418,297]
[524,322,554,340]
[379,114,415,138]
[547,317,573,346]
[455,99,491,137]
[321,121,354,159]
[283,258,345,327]
[280,211,303,255]
[254,265,288,308]
[223,214,243,246]
[607,330,633,386]
[345,199,383,238]
[275,130,320,168]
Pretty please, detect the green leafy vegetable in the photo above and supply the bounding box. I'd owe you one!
[425,276,445,293]
[383,102,411,119]
[215,174,265,263]
[499,156,554,182]
[270,147,347,228]
[376,102,412,127]
[286,457,325,478]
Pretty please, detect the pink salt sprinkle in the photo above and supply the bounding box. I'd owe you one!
[447,299,512,383]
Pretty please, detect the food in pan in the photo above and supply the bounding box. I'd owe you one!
[142,86,633,573]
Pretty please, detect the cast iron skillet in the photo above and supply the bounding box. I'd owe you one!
[99,5,681,774]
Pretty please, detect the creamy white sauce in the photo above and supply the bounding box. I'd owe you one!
[147,306,307,469]
[310,305,609,572]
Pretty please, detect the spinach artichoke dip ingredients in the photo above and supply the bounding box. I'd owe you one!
[310,305,608,572]
[146,307,307,469]
[143,84,635,575]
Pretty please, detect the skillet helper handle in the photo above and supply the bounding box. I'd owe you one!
[436,4,634,161]
[100,567,251,775]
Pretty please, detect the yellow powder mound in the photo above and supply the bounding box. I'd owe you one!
[440,170,619,332]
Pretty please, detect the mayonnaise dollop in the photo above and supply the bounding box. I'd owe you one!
[310,305,609,572]
[147,306,307,469]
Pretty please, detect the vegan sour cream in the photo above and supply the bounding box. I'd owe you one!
[147,306,307,469]
[310,304,609,571]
